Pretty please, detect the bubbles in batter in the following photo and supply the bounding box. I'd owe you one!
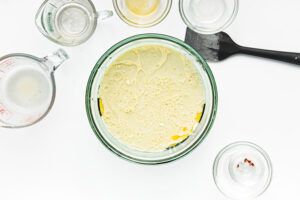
[98,45,205,152]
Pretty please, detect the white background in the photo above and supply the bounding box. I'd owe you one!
[1,0,300,199]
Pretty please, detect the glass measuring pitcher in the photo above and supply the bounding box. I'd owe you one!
[0,49,69,128]
[35,0,113,46]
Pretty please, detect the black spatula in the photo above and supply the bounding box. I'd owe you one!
[185,27,300,65]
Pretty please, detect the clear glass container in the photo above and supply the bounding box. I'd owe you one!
[179,0,239,34]
[113,0,172,28]
[213,141,273,199]
[35,0,113,46]
[0,49,68,128]
[85,34,218,164]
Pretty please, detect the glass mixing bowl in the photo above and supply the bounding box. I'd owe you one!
[85,34,218,164]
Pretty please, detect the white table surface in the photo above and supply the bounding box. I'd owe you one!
[1,0,300,199]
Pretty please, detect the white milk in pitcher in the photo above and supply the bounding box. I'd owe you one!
[1,66,52,114]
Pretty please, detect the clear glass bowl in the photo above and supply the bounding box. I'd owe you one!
[213,141,273,199]
[85,34,218,164]
[179,0,239,34]
[113,0,172,28]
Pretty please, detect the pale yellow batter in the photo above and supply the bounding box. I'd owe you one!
[99,45,205,152]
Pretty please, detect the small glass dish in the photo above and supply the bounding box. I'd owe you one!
[213,141,273,200]
[179,0,239,34]
[85,34,218,164]
[113,0,172,28]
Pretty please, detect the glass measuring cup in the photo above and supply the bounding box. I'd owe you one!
[0,49,69,128]
[35,0,113,46]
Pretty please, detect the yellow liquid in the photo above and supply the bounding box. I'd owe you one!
[125,0,159,16]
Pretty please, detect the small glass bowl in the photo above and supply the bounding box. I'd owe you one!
[179,0,239,34]
[113,0,172,28]
[213,141,273,199]
[85,34,218,164]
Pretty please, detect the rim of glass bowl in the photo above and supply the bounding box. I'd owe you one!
[179,0,239,34]
[112,0,172,28]
[85,34,218,165]
[213,141,273,199]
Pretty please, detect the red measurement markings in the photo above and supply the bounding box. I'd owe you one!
[0,58,15,80]
[0,58,15,71]
[0,67,4,78]
[23,113,42,124]
[0,102,5,114]
[0,103,9,121]
[0,102,13,125]
[0,104,6,118]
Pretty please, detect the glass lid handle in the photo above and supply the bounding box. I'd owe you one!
[42,49,69,71]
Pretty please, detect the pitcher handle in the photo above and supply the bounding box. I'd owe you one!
[42,49,69,71]
[97,10,113,20]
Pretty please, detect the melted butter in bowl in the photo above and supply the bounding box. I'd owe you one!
[98,45,206,152]
[113,0,172,27]
[125,0,159,16]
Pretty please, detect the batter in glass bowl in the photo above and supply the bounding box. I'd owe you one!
[98,45,205,152]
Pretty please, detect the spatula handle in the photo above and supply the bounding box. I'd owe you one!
[238,46,300,65]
